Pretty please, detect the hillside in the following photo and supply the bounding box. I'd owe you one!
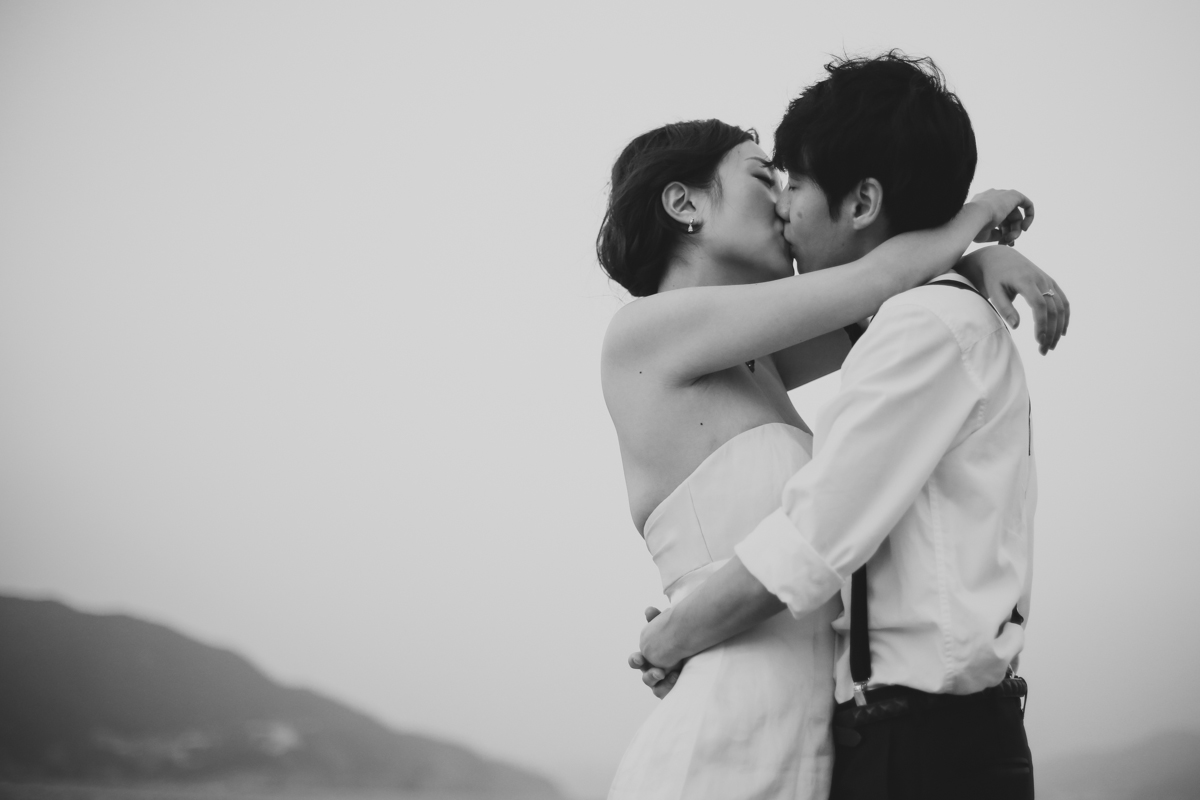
[0,596,562,798]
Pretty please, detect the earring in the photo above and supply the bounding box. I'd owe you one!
[687,217,695,233]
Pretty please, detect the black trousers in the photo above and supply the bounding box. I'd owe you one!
[830,690,1034,800]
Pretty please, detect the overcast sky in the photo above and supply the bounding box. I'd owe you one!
[1,1,1198,798]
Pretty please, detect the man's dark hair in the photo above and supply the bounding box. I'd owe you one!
[597,120,757,297]
[773,51,977,234]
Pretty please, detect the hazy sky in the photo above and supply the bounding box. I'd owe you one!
[1,1,1198,798]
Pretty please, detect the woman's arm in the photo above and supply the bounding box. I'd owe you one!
[770,245,1072,391]
[955,245,1070,354]
[605,191,1031,385]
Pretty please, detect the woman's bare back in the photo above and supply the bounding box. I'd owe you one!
[602,352,810,534]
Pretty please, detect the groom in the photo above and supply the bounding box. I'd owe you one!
[634,53,1063,800]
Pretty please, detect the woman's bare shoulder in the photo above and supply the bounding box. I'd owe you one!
[601,296,655,366]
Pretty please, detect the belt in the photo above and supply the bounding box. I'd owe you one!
[833,676,1028,738]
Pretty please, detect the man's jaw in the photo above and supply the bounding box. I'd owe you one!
[792,251,824,274]
[784,235,818,273]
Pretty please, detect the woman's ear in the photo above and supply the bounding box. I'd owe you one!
[848,178,885,231]
[662,181,699,228]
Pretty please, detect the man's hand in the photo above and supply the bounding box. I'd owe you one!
[626,557,784,702]
[628,650,680,699]
[967,189,1035,246]
[958,245,1070,354]
[628,606,682,699]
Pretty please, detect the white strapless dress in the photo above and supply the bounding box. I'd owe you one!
[609,423,841,800]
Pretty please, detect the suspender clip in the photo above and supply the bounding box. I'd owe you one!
[853,681,869,707]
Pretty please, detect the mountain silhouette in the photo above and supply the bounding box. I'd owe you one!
[0,595,562,798]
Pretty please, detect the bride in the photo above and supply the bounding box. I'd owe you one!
[597,112,1064,797]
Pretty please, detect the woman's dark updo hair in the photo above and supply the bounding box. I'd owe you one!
[597,120,758,297]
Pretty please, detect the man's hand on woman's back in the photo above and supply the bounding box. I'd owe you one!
[629,606,681,699]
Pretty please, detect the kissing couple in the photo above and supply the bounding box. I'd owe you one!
[598,52,1067,800]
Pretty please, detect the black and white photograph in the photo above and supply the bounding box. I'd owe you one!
[1,2,1197,799]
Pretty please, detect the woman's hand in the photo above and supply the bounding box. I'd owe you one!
[966,189,1035,246]
[957,245,1070,354]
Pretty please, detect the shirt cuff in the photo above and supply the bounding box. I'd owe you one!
[734,507,844,619]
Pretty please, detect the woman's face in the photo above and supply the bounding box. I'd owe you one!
[694,141,792,283]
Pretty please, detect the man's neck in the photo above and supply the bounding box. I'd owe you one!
[825,225,893,329]
[833,225,892,270]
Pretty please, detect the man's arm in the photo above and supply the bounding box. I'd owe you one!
[639,298,983,669]
[638,558,783,670]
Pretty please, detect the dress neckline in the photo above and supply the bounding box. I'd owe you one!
[641,422,811,536]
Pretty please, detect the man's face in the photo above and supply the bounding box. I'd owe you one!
[776,172,855,273]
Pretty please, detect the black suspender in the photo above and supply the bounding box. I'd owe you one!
[849,563,871,706]
[925,278,1002,316]
[849,278,1020,706]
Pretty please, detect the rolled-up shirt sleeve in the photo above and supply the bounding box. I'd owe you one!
[735,300,985,618]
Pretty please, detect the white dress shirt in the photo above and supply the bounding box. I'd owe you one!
[735,273,1037,703]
